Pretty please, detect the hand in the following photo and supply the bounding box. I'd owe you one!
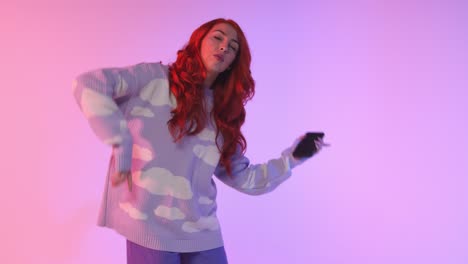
[313,137,331,153]
[111,171,133,192]
[292,133,331,159]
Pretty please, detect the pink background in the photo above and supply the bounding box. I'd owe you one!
[2,0,467,263]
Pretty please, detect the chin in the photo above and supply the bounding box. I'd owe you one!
[218,66,229,72]
[207,64,228,75]
[213,68,226,74]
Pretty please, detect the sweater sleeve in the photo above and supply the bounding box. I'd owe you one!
[72,62,162,172]
[213,139,308,196]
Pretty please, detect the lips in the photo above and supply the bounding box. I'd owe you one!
[214,54,224,62]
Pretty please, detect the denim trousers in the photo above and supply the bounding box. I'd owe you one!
[126,240,229,264]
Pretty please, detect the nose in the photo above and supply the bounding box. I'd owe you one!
[219,42,229,52]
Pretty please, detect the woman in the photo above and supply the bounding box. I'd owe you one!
[73,18,326,264]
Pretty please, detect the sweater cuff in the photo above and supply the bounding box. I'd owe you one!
[282,150,307,169]
[112,136,133,172]
[281,137,310,170]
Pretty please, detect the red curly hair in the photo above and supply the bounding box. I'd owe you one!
[168,18,255,176]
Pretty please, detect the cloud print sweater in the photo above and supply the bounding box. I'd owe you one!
[72,62,306,252]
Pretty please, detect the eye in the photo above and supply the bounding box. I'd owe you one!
[214,36,222,41]
[229,45,238,52]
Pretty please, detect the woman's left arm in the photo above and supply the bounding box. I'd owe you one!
[213,137,313,195]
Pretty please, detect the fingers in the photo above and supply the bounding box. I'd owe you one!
[111,172,121,186]
[314,140,321,151]
[112,171,133,192]
[127,172,133,192]
[314,138,331,151]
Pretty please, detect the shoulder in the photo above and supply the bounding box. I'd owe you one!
[136,62,176,107]
[136,61,170,79]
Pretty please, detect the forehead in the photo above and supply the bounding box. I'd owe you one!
[209,23,238,41]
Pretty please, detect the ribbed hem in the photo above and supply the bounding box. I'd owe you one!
[282,149,306,169]
[100,222,225,253]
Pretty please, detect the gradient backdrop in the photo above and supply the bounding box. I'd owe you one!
[2,0,467,263]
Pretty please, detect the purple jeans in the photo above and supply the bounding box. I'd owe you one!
[126,240,229,264]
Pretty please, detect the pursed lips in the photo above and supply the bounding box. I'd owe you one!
[214,54,224,62]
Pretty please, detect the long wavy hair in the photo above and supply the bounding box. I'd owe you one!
[167,18,255,176]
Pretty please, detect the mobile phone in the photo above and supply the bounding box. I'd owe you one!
[292,132,325,158]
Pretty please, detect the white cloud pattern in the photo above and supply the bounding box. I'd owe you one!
[115,76,128,97]
[103,135,123,145]
[193,145,220,167]
[197,128,216,142]
[132,144,153,161]
[130,106,154,117]
[119,202,148,220]
[154,206,186,220]
[182,216,220,233]
[198,196,214,205]
[81,88,119,118]
[120,120,128,131]
[139,79,176,107]
[133,167,193,200]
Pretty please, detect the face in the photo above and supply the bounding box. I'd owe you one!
[200,23,239,77]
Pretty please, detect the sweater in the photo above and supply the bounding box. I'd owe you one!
[72,61,306,252]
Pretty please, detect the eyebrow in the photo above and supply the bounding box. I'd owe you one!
[214,30,239,45]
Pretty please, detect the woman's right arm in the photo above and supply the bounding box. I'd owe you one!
[72,62,162,173]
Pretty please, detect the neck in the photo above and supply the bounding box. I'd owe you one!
[203,71,218,89]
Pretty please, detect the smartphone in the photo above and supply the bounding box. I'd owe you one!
[292,132,325,158]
